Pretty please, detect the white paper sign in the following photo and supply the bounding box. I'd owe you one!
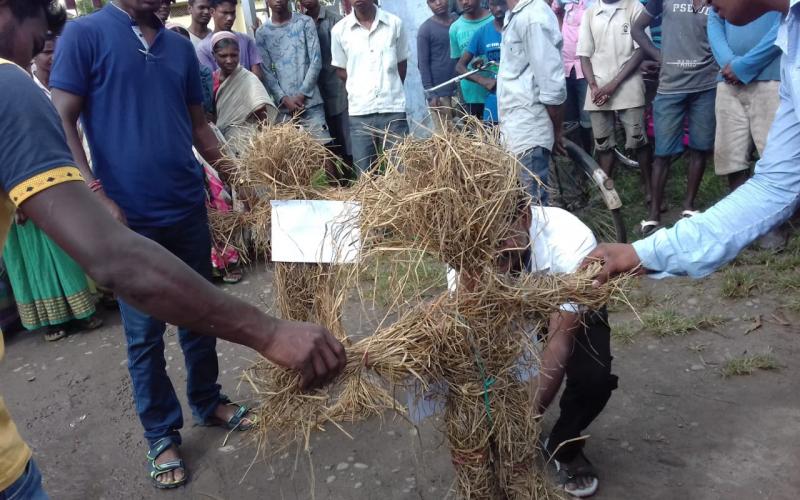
[270,200,361,264]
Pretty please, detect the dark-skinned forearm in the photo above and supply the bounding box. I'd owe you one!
[632,14,661,62]
[580,56,597,87]
[610,49,645,87]
[21,182,274,353]
[545,104,564,138]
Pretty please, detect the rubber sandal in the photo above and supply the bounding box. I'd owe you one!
[681,209,701,218]
[78,315,103,330]
[147,437,188,490]
[639,220,660,236]
[554,452,599,498]
[222,268,243,284]
[200,397,257,431]
[44,327,67,342]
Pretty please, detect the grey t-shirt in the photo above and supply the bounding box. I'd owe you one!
[647,0,719,94]
[417,16,458,97]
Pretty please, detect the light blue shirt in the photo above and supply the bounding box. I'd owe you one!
[633,1,800,278]
[707,10,782,84]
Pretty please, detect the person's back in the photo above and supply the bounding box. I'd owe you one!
[467,20,502,123]
[50,6,205,228]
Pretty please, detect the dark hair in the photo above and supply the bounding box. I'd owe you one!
[210,0,237,8]
[212,37,239,53]
[9,0,67,35]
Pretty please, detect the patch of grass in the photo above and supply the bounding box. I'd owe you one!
[611,323,639,345]
[719,353,780,378]
[641,309,725,337]
[773,271,800,293]
[720,268,759,298]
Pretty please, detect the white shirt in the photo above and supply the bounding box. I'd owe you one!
[331,8,409,116]
[498,0,567,156]
[576,0,645,111]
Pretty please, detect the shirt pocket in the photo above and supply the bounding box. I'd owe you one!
[498,38,528,80]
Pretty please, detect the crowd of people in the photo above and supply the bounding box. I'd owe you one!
[0,0,796,498]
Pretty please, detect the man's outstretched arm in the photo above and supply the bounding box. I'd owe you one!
[21,181,346,389]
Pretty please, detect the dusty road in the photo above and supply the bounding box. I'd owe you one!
[2,265,800,499]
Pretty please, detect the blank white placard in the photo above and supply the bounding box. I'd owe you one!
[270,200,361,264]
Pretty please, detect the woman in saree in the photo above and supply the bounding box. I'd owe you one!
[211,31,278,149]
[2,34,103,341]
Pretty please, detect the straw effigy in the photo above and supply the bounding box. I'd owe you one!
[227,121,627,498]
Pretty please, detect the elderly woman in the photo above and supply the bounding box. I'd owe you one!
[211,31,277,148]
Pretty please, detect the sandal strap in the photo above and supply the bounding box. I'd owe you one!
[152,459,184,473]
[147,437,176,461]
[227,404,250,428]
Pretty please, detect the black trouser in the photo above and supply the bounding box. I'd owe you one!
[547,307,618,462]
[465,102,485,120]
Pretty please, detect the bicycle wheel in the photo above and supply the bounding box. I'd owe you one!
[549,139,627,243]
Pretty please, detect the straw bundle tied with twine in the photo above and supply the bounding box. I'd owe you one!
[218,122,627,498]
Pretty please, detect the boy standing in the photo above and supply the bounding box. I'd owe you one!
[187,0,213,47]
[450,0,493,118]
[632,0,719,235]
[455,0,507,124]
[256,0,331,143]
[578,0,652,205]
[331,0,409,175]
[418,0,459,131]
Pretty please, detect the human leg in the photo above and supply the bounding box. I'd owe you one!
[685,88,717,212]
[349,114,379,175]
[621,107,652,206]
[649,93,688,224]
[518,147,551,206]
[588,111,616,177]
[0,459,49,500]
[547,309,616,461]
[713,82,751,192]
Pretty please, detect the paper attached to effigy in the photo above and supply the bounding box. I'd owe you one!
[270,200,361,264]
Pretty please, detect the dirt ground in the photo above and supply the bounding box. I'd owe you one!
[3,260,800,500]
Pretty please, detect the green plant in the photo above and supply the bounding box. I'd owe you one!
[76,0,106,16]
[641,309,725,337]
[611,323,638,345]
[720,353,780,378]
[720,268,758,298]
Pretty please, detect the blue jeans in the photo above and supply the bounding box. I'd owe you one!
[653,88,717,157]
[565,72,591,129]
[119,208,221,448]
[0,460,48,500]
[349,112,409,174]
[518,146,551,206]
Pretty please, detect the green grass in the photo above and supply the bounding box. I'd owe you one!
[611,323,639,345]
[720,268,759,299]
[641,309,725,337]
[612,156,728,242]
[719,353,780,378]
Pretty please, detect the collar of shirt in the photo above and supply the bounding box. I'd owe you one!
[596,0,625,18]
[346,8,388,33]
[108,2,164,51]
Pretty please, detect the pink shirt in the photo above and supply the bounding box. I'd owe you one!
[552,0,593,80]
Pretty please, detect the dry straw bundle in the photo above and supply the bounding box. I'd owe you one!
[236,122,626,499]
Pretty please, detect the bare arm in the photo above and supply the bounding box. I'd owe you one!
[632,10,660,62]
[336,67,347,84]
[533,311,582,413]
[21,181,346,389]
[546,104,566,156]
[398,60,407,84]
[51,88,127,224]
[456,51,496,91]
